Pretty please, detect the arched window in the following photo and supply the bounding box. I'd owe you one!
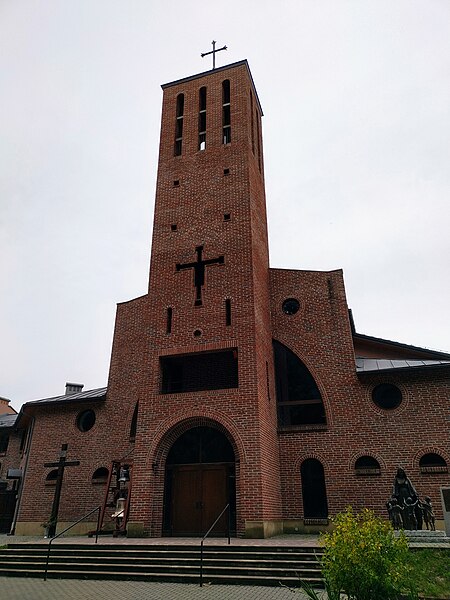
[174,93,184,156]
[222,80,231,144]
[355,456,381,475]
[273,340,326,427]
[301,458,328,520]
[419,453,448,474]
[92,467,109,484]
[130,403,138,440]
[45,469,58,485]
[198,87,207,150]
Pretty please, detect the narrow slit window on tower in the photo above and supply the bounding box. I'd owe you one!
[256,110,262,171]
[166,307,173,334]
[225,298,231,326]
[250,91,255,154]
[198,86,207,151]
[174,93,184,156]
[222,80,231,144]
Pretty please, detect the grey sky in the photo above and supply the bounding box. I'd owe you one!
[1,1,449,411]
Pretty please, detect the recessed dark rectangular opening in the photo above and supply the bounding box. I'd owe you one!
[223,168,230,175]
[224,213,231,221]
[173,180,180,187]
[225,299,231,326]
[171,224,177,231]
[223,105,231,126]
[160,349,238,394]
[166,307,173,334]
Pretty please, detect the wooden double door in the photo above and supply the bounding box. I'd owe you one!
[169,463,230,536]
[163,426,236,536]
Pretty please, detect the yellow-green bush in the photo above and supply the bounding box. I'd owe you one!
[320,507,417,600]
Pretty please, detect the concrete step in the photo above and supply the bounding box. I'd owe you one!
[396,530,450,544]
[1,542,323,585]
[0,567,323,586]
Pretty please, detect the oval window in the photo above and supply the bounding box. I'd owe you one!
[372,384,402,410]
[282,298,300,315]
[76,409,96,432]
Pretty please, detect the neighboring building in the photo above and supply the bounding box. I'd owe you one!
[0,401,20,533]
[5,60,450,538]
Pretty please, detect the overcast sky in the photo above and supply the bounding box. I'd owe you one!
[1,1,449,411]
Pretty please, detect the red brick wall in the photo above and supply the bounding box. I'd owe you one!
[270,268,450,520]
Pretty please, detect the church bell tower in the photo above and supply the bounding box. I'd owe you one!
[110,59,282,538]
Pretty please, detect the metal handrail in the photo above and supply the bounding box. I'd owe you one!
[43,505,102,581]
[199,503,230,587]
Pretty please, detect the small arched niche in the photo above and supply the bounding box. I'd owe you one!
[45,469,58,486]
[355,456,381,476]
[419,453,448,474]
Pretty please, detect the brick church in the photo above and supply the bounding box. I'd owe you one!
[2,60,449,538]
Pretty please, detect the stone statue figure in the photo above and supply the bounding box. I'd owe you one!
[404,497,418,530]
[387,496,403,530]
[393,468,417,507]
[391,468,426,530]
[422,496,436,531]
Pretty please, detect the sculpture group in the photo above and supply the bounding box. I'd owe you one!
[387,468,435,530]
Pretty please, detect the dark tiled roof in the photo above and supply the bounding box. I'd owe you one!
[356,358,450,374]
[0,413,18,428]
[26,387,107,407]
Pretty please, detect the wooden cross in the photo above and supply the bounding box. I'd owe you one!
[176,245,224,306]
[44,443,80,537]
[201,40,227,70]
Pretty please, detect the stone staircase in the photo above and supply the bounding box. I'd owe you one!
[0,542,323,586]
[399,530,450,546]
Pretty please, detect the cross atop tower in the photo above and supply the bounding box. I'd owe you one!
[201,40,227,70]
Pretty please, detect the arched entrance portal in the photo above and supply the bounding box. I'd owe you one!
[163,426,236,536]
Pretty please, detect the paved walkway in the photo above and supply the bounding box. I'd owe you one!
[0,533,321,546]
[0,577,311,599]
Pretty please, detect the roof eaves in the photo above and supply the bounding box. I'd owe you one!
[353,332,450,360]
[356,362,450,375]
[161,59,264,116]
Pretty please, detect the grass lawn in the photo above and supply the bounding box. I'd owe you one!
[407,549,450,598]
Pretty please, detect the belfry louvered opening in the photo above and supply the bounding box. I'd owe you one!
[160,349,238,393]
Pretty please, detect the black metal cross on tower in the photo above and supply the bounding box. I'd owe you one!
[201,40,227,70]
[44,443,80,537]
[176,245,224,306]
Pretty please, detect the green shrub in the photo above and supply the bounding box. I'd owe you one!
[320,507,417,600]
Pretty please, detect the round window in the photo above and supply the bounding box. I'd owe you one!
[371,384,402,410]
[76,409,96,432]
[282,298,300,315]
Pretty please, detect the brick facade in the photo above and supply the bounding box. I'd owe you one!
[7,61,450,537]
